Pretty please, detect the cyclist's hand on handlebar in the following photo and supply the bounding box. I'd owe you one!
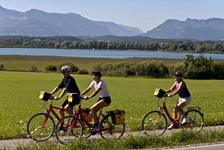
[54,96,59,100]
[83,96,89,100]
[167,94,172,97]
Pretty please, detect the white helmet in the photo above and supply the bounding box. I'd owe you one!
[61,65,71,72]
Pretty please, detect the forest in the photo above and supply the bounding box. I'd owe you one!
[0,36,224,53]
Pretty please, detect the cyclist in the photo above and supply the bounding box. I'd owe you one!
[80,70,111,132]
[50,65,80,120]
[165,72,191,130]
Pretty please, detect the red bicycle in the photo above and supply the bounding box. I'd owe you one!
[142,88,204,136]
[27,91,65,142]
[55,94,126,144]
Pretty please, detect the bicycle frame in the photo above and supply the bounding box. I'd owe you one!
[41,100,64,127]
[67,99,112,135]
[158,98,182,127]
[75,104,105,129]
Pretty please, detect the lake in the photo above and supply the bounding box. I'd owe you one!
[0,48,224,60]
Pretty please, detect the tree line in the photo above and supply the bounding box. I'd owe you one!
[0,36,224,53]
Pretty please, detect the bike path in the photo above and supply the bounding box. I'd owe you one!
[1,126,224,149]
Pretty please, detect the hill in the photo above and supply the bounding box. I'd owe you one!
[0,6,143,37]
[142,18,224,41]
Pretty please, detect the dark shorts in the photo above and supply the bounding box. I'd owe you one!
[62,97,80,108]
[98,96,111,105]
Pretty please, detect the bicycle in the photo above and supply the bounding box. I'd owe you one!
[27,91,66,142]
[142,88,204,136]
[55,94,126,144]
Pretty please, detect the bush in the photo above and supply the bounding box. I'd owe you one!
[93,61,169,78]
[0,64,4,70]
[45,65,57,72]
[30,65,39,72]
[77,69,89,74]
[183,55,214,79]
[169,63,185,77]
[213,62,224,79]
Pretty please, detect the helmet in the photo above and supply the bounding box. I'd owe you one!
[61,66,71,72]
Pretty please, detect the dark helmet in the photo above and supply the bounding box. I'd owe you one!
[173,72,183,77]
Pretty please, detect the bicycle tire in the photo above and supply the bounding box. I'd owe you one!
[181,109,204,133]
[55,115,84,145]
[99,113,125,139]
[142,110,167,136]
[27,113,55,142]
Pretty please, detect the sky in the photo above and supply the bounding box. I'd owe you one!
[0,0,223,32]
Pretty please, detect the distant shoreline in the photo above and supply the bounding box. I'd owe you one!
[1,48,224,60]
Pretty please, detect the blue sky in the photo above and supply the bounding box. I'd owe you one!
[0,0,223,32]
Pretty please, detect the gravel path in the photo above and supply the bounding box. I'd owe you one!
[1,126,224,150]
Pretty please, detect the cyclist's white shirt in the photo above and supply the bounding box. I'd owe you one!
[89,79,110,98]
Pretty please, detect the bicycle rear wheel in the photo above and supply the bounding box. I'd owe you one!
[181,109,204,133]
[55,115,84,144]
[27,113,55,142]
[99,114,125,139]
[142,110,167,136]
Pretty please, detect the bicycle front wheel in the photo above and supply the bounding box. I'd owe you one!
[142,110,167,136]
[99,114,125,139]
[182,109,204,133]
[55,115,84,145]
[27,113,55,142]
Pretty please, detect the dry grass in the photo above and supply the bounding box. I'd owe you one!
[0,55,182,72]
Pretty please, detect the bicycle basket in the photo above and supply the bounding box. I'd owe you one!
[108,109,125,124]
[154,88,166,98]
[39,91,51,101]
[81,108,92,122]
[68,93,80,104]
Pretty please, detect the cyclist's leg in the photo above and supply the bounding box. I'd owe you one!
[90,100,108,125]
[176,97,191,117]
[168,101,186,129]
[175,101,187,117]
[59,100,68,119]
[64,104,73,115]
[64,99,76,116]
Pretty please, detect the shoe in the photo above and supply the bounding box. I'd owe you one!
[167,123,174,130]
[181,116,189,125]
[89,124,99,133]
[167,123,178,130]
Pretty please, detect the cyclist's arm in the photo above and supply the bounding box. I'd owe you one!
[50,87,59,95]
[54,88,68,100]
[166,82,176,93]
[87,87,101,99]
[80,87,92,96]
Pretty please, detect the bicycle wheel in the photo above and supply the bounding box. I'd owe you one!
[27,113,55,142]
[181,109,204,133]
[55,115,84,144]
[99,114,125,139]
[142,110,167,136]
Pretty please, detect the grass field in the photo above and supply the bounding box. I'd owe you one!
[0,70,224,140]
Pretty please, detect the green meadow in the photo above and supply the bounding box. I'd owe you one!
[0,70,224,140]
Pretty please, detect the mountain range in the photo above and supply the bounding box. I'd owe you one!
[1,5,224,41]
[143,18,224,41]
